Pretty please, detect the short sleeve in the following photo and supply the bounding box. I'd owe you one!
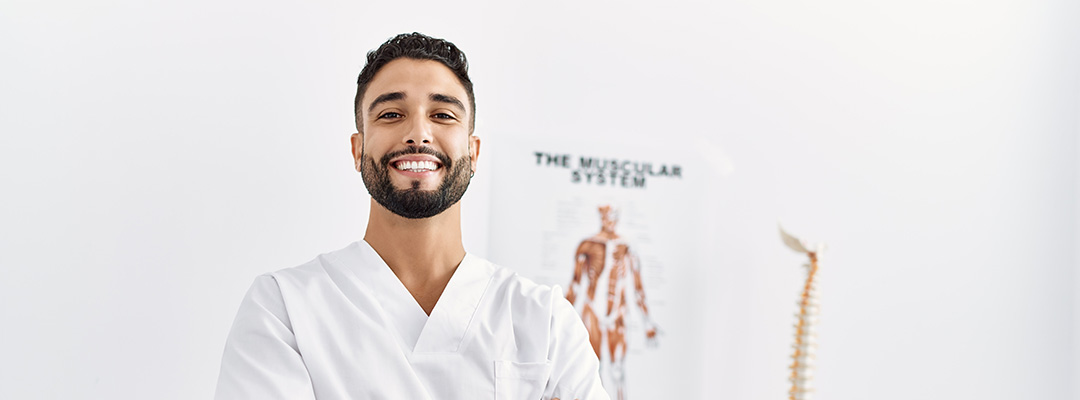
[214,275,317,400]
[544,285,610,400]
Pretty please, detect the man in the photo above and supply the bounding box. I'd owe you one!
[214,33,607,400]
[566,205,659,400]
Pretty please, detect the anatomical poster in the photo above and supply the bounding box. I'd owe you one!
[486,136,721,399]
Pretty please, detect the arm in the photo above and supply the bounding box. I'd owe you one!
[544,286,610,400]
[215,275,316,400]
[629,253,658,342]
[566,243,588,307]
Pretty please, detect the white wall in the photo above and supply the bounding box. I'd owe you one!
[1,0,1075,399]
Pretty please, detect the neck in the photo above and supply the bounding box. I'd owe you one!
[363,199,466,284]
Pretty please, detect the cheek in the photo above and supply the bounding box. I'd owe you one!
[362,137,391,156]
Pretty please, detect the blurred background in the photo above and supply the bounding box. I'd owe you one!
[1,0,1077,398]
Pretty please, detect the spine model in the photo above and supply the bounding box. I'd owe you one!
[780,227,822,400]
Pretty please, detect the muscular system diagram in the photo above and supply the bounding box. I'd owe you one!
[566,205,659,400]
[780,227,823,400]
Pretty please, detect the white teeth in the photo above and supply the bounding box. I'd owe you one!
[395,160,438,172]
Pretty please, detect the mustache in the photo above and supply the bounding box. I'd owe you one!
[378,146,453,168]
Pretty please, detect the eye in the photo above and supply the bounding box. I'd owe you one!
[432,112,457,120]
[378,112,403,119]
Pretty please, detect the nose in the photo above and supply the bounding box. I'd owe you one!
[403,118,433,145]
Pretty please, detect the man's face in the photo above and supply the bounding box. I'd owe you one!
[351,58,479,219]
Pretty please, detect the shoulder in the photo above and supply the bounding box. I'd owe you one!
[266,242,362,288]
[269,256,329,287]
[478,258,578,331]
[486,260,562,311]
[253,242,375,314]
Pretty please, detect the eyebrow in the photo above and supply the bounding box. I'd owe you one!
[367,91,406,113]
[430,93,466,114]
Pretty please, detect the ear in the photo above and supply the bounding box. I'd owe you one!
[468,134,481,175]
[350,133,363,172]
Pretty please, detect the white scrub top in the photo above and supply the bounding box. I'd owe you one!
[215,241,608,400]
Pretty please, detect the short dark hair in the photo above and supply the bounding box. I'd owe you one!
[354,32,475,132]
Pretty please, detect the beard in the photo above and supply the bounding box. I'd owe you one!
[361,146,472,219]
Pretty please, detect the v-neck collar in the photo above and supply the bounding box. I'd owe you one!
[413,251,495,353]
[346,240,496,354]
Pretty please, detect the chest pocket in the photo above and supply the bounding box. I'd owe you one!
[494,360,552,400]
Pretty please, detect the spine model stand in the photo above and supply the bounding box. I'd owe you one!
[780,227,823,400]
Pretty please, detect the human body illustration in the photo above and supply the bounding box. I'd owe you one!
[566,205,659,400]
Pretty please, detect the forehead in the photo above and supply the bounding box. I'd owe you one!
[361,58,468,111]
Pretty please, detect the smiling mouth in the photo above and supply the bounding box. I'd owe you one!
[393,160,441,172]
